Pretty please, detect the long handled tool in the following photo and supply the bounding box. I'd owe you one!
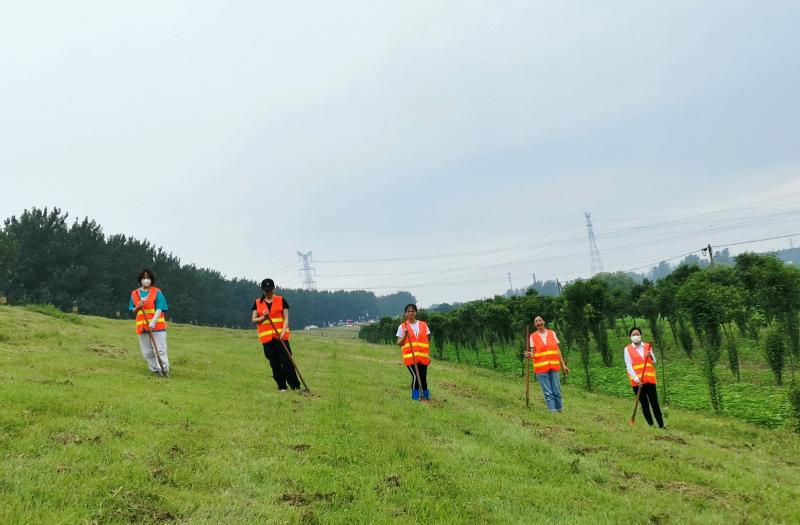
[139,303,167,377]
[265,315,310,391]
[629,342,653,425]
[525,326,531,408]
[402,320,424,403]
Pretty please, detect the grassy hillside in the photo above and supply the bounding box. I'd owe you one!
[1,305,799,524]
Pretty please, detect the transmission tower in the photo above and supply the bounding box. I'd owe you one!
[297,251,317,290]
[585,212,604,276]
[507,272,513,293]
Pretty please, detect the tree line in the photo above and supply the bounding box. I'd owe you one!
[0,208,415,328]
[360,254,800,430]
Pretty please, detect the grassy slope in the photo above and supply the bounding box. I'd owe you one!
[1,306,799,525]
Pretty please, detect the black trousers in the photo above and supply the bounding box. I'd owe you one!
[632,383,664,428]
[263,340,300,390]
[407,363,428,391]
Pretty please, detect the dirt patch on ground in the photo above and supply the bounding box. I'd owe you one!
[655,434,688,445]
[662,481,721,500]
[31,378,74,386]
[571,446,609,455]
[279,491,334,507]
[168,445,184,458]
[439,381,482,400]
[290,444,310,452]
[87,343,127,357]
[537,425,576,437]
[53,433,83,445]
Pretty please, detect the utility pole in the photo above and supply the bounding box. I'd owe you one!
[702,244,714,265]
[297,251,317,290]
[556,278,563,295]
[507,272,514,294]
[585,212,604,276]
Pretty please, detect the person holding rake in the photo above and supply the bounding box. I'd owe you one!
[625,327,665,428]
[129,268,170,377]
[525,316,569,412]
[396,304,431,402]
[252,278,301,392]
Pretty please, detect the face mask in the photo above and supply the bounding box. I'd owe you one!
[141,278,152,287]
[631,335,642,344]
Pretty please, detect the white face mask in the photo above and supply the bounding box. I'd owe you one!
[141,278,152,287]
[631,335,642,344]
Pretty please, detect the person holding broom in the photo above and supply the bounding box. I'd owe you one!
[252,278,301,392]
[396,304,431,401]
[525,316,569,412]
[624,327,665,428]
[129,269,170,376]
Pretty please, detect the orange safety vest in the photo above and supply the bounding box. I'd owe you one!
[255,295,291,343]
[530,329,561,374]
[131,287,167,334]
[626,343,656,386]
[400,321,431,366]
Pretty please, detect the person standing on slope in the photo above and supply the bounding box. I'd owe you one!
[252,278,300,392]
[526,316,569,412]
[396,304,431,401]
[625,327,665,428]
[129,269,170,376]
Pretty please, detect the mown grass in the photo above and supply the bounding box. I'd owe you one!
[1,305,799,524]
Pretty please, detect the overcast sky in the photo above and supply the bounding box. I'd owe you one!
[2,1,800,307]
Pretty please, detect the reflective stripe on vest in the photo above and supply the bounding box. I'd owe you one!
[131,287,167,335]
[255,295,291,343]
[530,330,561,374]
[400,321,430,365]
[626,343,656,386]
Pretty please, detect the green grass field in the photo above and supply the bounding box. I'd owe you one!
[1,305,799,524]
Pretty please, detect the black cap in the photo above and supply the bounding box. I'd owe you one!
[260,278,275,290]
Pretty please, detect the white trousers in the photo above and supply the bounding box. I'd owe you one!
[138,331,169,373]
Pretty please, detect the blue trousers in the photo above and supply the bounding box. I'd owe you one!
[535,370,563,412]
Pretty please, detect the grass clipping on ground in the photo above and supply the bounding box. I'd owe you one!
[0,305,798,524]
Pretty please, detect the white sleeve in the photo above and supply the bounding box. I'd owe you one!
[426,325,431,335]
[624,348,638,382]
[396,325,405,338]
[553,332,560,344]
[152,309,162,322]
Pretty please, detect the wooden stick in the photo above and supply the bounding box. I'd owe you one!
[525,327,531,408]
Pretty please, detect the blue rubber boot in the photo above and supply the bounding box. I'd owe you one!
[411,389,420,401]
[423,389,430,400]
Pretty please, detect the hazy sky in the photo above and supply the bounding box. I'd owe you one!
[3,1,800,306]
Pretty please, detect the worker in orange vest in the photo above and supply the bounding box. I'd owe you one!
[526,316,569,412]
[396,304,431,401]
[252,278,300,392]
[625,327,664,428]
[129,268,169,376]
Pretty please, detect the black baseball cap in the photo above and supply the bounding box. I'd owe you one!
[260,278,275,290]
